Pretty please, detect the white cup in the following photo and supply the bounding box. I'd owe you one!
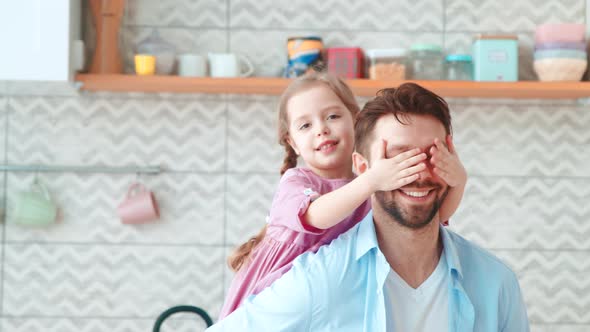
[208,53,254,77]
[178,54,207,77]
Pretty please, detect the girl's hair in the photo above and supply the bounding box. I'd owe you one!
[227,71,360,272]
[227,224,267,272]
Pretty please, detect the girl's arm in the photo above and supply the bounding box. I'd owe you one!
[439,182,465,222]
[430,135,468,222]
[304,142,427,230]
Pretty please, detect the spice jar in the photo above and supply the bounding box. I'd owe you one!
[365,49,407,80]
[445,54,472,80]
[409,43,444,80]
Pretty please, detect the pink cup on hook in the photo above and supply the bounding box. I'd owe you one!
[117,182,160,224]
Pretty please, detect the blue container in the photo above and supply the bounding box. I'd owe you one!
[472,35,518,81]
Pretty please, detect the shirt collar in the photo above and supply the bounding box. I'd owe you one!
[439,225,464,280]
[355,210,465,281]
[355,210,379,260]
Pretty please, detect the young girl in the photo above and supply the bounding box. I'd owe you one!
[220,71,466,318]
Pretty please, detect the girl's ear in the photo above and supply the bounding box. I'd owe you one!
[352,151,369,175]
[286,136,300,155]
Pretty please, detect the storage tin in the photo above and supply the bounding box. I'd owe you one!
[472,35,518,81]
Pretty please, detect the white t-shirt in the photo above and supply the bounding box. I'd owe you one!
[383,251,449,332]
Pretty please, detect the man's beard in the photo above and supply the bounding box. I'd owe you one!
[375,181,449,229]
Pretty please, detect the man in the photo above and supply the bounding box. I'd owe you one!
[207,83,529,331]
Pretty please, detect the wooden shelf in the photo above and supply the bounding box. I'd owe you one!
[75,74,590,99]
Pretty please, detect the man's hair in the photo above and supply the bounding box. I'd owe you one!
[354,83,452,158]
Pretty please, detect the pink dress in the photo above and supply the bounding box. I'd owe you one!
[219,167,371,318]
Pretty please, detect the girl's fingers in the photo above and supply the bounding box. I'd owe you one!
[433,138,450,157]
[398,162,426,178]
[397,173,420,186]
[431,155,449,170]
[391,148,424,162]
[372,139,388,160]
[433,167,450,180]
[446,135,456,154]
[397,152,427,169]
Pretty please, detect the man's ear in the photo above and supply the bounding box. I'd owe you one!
[285,137,300,155]
[352,151,369,175]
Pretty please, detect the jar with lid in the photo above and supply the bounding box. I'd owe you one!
[136,29,176,75]
[445,54,472,80]
[409,43,444,80]
[365,48,407,80]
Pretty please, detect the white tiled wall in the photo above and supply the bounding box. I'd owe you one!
[0,1,588,331]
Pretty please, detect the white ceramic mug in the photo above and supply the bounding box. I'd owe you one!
[178,54,207,77]
[208,53,254,77]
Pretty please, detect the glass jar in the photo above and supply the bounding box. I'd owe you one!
[409,43,444,80]
[136,29,176,75]
[365,48,407,80]
[445,54,472,80]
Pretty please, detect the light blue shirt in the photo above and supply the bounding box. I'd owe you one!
[208,211,530,332]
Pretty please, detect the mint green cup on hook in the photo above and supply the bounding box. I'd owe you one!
[13,179,57,226]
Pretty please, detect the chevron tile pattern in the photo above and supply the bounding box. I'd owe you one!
[494,250,590,325]
[449,177,590,250]
[230,30,442,77]
[223,246,234,299]
[444,32,537,80]
[446,0,585,32]
[1,96,5,151]
[230,0,443,31]
[2,0,590,329]
[1,97,4,226]
[4,244,224,318]
[227,97,284,173]
[7,96,226,172]
[5,81,80,97]
[121,27,227,74]
[2,318,210,332]
[5,172,224,245]
[225,174,279,245]
[0,81,8,95]
[126,0,227,28]
[450,102,590,177]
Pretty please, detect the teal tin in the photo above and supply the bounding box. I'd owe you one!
[472,35,518,81]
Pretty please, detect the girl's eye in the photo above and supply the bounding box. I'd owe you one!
[327,114,340,120]
[298,123,310,130]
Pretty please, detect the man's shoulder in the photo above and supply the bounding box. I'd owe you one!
[293,222,362,272]
[444,228,518,282]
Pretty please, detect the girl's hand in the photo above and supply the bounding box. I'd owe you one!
[430,135,467,188]
[365,139,427,192]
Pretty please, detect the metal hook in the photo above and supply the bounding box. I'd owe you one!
[33,166,40,185]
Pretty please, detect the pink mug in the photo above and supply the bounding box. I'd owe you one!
[117,183,160,224]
